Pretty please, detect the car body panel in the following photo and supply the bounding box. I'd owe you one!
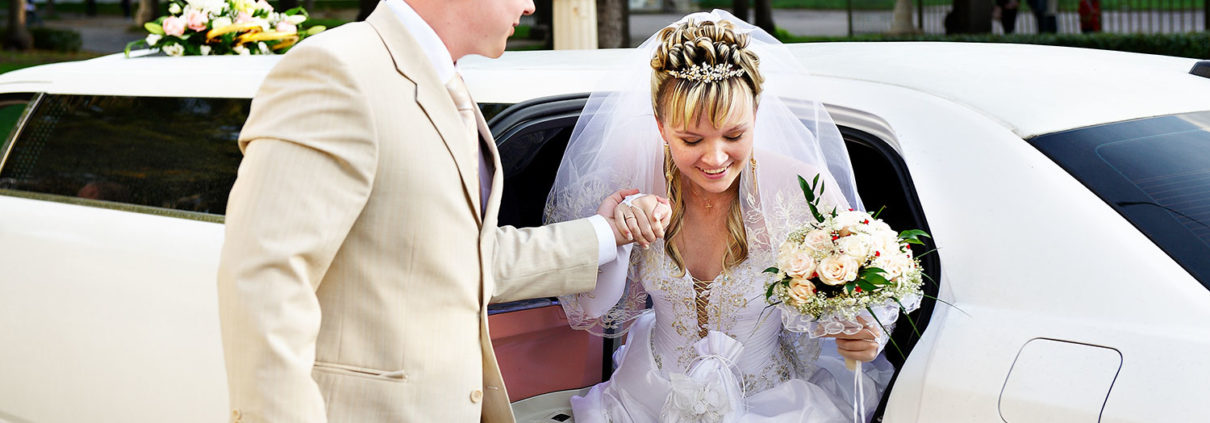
[2,43,1209,422]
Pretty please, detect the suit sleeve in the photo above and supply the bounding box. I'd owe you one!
[217,42,377,423]
[490,219,600,304]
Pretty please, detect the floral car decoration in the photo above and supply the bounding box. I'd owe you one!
[126,0,325,56]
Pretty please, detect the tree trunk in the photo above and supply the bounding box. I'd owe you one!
[731,0,749,22]
[135,0,160,25]
[356,0,375,21]
[46,0,58,18]
[754,0,775,34]
[5,0,34,50]
[86,0,97,16]
[304,0,314,12]
[596,0,628,48]
[278,0,299,12]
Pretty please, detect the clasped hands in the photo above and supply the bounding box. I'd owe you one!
[596,189,672,248]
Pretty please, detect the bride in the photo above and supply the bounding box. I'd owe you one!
[545,10,896,423]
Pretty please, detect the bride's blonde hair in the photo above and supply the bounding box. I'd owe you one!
[650,19,764,276]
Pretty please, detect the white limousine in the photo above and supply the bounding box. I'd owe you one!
[1,43,1208,422]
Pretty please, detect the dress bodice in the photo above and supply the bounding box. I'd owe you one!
[634,241,821,394]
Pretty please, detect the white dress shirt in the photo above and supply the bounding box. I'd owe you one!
[385,0,617,265]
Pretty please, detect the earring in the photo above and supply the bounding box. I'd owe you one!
[664,144,674,182]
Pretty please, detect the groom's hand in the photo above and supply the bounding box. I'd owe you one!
[620,195,671,249]
[597,189,641,247]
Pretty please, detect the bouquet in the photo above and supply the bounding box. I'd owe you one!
[764,174,929,370]
[125,0,326,57]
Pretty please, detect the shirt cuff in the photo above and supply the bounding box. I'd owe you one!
[587,214,618,266]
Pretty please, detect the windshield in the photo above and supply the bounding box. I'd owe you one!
[1030,111,1210,288]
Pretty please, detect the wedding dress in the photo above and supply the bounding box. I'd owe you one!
[558,224,894,423]
[543,9,895,423]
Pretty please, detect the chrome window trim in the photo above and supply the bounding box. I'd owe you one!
[0,188,225,224]
[0,92,42,174]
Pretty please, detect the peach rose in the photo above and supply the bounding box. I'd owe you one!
[275,21,297,34]
[787,278,817,303]
[785,248,817,279]
[803,229,833,252]
[185,9,208,31]
[162,16,186,37]
[817,254,859,286]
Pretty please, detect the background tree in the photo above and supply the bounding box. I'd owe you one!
[597,0,629,48]
[277,0,298,12]
[6,0,34,50]
[754,0,775,34]
[731,0,749,22]
[86,0,97,16]
[135,0,161,25]
[357,0,374,21]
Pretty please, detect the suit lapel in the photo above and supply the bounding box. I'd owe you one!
[475,104,503,230]
[367,6,482,226]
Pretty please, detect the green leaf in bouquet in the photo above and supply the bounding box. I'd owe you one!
[765,281,779,300]
[898,229,931,242]
[764,266,780,274]
[844,282,855,295]
[920,293,971,316]
[123,40,147,57]
[892,296,923,338]
[304,26,327,36]
[856,279,878,292]
[864,273,890,287]
[145,22,165,35]
[866,306,906,359]
[871,205,886,219]
[285,6,308,16]
[861,267,886,277]
[798,175,815,202]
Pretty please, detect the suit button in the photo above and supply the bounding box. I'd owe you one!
[470,389,483,403]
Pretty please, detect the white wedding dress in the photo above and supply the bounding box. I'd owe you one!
[560,236,895,423]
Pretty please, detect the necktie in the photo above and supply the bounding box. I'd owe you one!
[445,73,487,215]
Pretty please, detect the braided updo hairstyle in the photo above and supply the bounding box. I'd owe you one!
[650,19,764,277]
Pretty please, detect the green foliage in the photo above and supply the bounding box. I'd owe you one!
[25,27,83,52]
[778,31,1210,59]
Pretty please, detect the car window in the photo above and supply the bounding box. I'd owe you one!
[0,95,249,220]
[0,95,31,144]
[1031,111,1210,287]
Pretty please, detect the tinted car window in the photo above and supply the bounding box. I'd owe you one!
[0,96,30,143]
[0,95,249,219]
[1031,111,1210,287]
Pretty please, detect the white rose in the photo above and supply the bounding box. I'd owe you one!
[870,219,892,234]
[838,233,874,261]
[286,14,307,25]
[199,45,211,55]
[233,44,249,55]
[168,3,181,14]
[785,248,817,279]
[803,229,833,252]
[211,16,232,28]
[257,41,270,54]
[833,210,871,236]
[145,33,161,45]
[817,254,859,286]
[875,255,913,280]
[162,43,185,57]
[786,278,816,304]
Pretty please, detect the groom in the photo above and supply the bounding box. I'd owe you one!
[217,0,646,422]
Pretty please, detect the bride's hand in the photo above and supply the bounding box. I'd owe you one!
[597,188,641,246]
[832,317,881,363]
[615,195,671,249]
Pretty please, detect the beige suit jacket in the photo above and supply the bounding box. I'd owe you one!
[217,5,599,422]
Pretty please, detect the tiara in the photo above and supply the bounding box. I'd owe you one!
[668,63,745,83]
